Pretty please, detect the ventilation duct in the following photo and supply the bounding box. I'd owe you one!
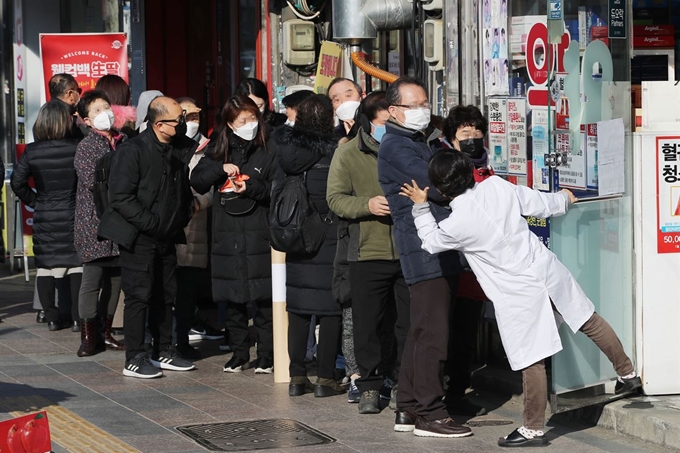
[332,0,413,44]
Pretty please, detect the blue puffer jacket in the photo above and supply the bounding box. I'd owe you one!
[377,120,463,285]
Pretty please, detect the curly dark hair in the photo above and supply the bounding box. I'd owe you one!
[294,94,334,135]
[443,105,488,143]
[428,150,475,199]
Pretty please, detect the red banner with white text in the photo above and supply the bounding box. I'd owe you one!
[40,33,128,98]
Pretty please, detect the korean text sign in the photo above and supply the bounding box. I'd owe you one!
[40,33,128,98]
[656,137,680,253]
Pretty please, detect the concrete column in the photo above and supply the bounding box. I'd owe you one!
[271,249,289,383]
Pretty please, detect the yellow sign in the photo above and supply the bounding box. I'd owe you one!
[313,41,343,95]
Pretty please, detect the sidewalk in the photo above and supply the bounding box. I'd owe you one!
[0,270,677,453]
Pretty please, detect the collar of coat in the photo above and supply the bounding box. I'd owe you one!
[385,119,442,144]
[273,125,338,158]
[357,127,380,156]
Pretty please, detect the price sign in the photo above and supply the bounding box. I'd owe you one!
[608,0,626,39]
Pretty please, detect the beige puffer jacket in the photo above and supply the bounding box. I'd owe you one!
[176,138,213,268]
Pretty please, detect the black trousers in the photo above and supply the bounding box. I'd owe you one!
[288,312,341,379]
[175,266,205,345]
[445,297,484,398]
[226,300,273,362]
[397,276,458,421]
[120,236,176,361]
[350,260,410,393]
[37,273,82,323]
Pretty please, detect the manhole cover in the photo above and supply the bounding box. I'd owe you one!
[177,418,336,451]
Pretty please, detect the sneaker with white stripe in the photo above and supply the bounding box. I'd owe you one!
[151,348,196,371]
[123,353,163,379]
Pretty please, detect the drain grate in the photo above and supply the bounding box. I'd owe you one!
[177,418,336,451]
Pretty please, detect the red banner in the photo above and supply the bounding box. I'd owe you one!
[40,33,128,98]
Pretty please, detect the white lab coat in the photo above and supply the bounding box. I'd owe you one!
[413,176,594,371]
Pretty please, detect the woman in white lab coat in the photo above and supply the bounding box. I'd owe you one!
[401,151,641,448]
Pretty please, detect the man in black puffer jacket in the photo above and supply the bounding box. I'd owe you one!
[100,96,196,379]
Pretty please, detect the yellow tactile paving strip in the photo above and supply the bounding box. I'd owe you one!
[0,396,141,453]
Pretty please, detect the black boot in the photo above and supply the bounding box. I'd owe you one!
[289,376,314,396]
[314,378,347,397]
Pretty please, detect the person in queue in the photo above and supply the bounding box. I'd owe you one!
[11,101,83,332]
[327,77,365,139]
[402,150,641,447]
[327,91,410,413]
[282,89,314,126]
[73,90,126,356]
[377,76,471,438]
[173,97,214,360]
[270,94,345,398]
[100,96,196,378]
[190,95,275,374]
[235,78,287,136]
[95,75,137,137]
[48,73,84,138]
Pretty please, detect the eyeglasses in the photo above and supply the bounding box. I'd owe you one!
[158,110,187,125]
[393,103,431,110]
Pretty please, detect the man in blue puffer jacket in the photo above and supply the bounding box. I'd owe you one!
[378,77,472,439]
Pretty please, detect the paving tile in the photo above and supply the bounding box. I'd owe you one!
[119,433,202,453]
[71,406,172,437]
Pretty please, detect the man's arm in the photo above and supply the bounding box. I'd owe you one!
[108,142,158,233]
[327,148,372,219]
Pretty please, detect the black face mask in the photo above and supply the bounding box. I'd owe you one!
[173,120,187,139]
[459,138,486,159]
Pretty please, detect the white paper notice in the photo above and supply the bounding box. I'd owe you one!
[596,118,625,196]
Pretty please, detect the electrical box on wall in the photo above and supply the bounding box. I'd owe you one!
[283,19,316,66]
[424,19,444,71]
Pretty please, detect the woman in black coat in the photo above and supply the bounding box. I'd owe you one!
[191,95,275,374]
[11,100,82,331]
[270,95,344,397]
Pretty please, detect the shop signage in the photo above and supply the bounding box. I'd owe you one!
[313,41,342,95]
[656,136,680,253]
[506,98,528,176]
[40,33,128,98]
[549,0,563,20]
[488,98,508,173]
[608,0,626,39]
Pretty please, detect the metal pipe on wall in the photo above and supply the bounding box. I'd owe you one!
[332,0,414,44]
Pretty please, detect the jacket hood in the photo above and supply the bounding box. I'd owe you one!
[357,127,380,155]
[135,90,164,129]
[111,105,137,130]
[273,126,338,174]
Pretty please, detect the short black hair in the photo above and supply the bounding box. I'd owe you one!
[49,73,77,99]
[385,76,426,107]
[358,91,388,122]
[76,90,111,119]
[428,151,475,199]
[282,90,314,109]
[443,105,488,142]
[295,94,335,135]
[327,77,363,97]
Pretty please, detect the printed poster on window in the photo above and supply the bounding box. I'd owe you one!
[482,0,509,95]
[506,98,527,176]
[40,33,128,100]
[656,136,680,253]
[488,98,508,173]
[532,109,550,190]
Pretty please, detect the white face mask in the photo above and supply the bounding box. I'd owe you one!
[335,100,361,121]
[285,119,295,127]
[185,121,200,138]
[233,121,259,141]
[401,108,431,131]
[92,110,115,131]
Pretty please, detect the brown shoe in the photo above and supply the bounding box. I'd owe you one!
[314,378,347,397]
[413,417,473,438]
[103,315,125,351]
[77,319,100,357]
[394,410,417,432]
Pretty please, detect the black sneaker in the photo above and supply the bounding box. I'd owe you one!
[218,335,232,352]
[615,375,643,395]
[151,348,196,371]
[175,343,202,360]
[254,357,273,374]
[223,355,248,373]
[123,353,163,379]
[188,325,224,341]
[358,390,381,414]
[380,378,395,400]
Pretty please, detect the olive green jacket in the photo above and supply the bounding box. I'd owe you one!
[327,128,399,262]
